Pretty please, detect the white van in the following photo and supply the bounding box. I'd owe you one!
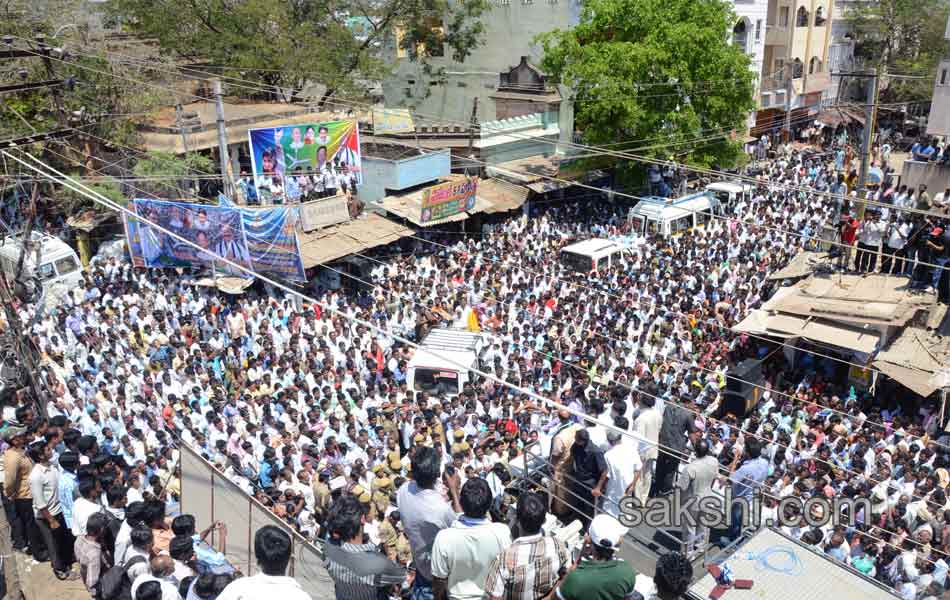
[0,232,83,300]
[705,181,755,209]
[627,192,723,238]
[559,238,625,273]
[407,328,486,397]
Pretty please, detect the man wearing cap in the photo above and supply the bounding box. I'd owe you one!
[555,514,637,600]
[3,424,42,557]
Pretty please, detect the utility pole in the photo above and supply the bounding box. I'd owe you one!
[784,62,794,142]
[33,35,67,127]
[857,68,881,219]
[213,79,235,199]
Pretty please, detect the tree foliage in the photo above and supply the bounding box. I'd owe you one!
[106,0,489,104]
[132,151,215,199]
[850,0,950,103]
[537,0,756,169]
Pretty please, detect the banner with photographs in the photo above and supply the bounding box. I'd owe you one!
[125,198,306,282]
[248,119,362,205]
[218,195,306,281]
[421,177,478,223]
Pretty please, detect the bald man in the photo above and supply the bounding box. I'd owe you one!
[131,555,181,600]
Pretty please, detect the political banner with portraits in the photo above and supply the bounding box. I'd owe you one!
[218,195,306,282]
[124,198,306,282]
[129,199,250,271]
[247,119,362,205]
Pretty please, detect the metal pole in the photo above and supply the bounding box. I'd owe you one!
[784,62,794,143]
[213,79,235,198]
[857,69,880,219]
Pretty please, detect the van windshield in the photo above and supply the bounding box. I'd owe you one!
[54,255,79,276]
[560,251,592,273]
[413,368,459,395]
[711,191,731,205]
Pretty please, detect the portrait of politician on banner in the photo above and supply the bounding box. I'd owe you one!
[248,119,362,205]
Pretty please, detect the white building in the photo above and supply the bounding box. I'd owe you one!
[732,0,771,122]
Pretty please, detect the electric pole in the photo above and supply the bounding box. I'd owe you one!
[784,62,794,142]
[213,79,235,199]
[857,67,881,219]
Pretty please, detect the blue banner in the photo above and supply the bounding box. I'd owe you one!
[217,195,306,282]
[125,198,306,282]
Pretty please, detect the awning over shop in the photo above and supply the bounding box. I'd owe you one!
[479,178,530,214]
[733,311,879,353]
[766,251,830,280]
[815,106,866,128]
[297,213,413,268]
[184,276,255,294]
[872,325,950,397]
[732,310,794,338]
[380,178,493,227]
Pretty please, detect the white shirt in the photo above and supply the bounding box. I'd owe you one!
[431,517,512,600]
[216,573,313,600]
[603,443,642,517]
[72,497,101,537]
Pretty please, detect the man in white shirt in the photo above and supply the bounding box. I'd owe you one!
[217,526,312,600]
[431,478,511,600]
[71,477,103,538]
[856,212,886,273]
[601,423,642,519]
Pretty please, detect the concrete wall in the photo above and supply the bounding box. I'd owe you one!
[381,0,581,126]
[900,159,950,194]
[734,0,770,106]
[359,149,451,203]
[928,58,950,137]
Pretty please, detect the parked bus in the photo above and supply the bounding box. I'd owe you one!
[627,192,723,238]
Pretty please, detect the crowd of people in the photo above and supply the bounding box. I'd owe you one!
[0,145,949,600]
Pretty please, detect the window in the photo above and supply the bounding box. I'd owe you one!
[779,6,789,27]
[942,69,948,85]
[809,57,822,74]
[671,215,692,234]
[733,20,748,51]
[393,22,444,58]
[53,255,78,276]
[796,6,809,27]
[413,368,459,395]
[755,19,762,41]
[36,263,55,281]
[814,6,826,26]
[695,211,710,226]
[793,57,803,78]
[767,0,777,26]
[596,256,609,270]
[561,251,592,272]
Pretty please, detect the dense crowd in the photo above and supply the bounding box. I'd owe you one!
[1,145,949,600]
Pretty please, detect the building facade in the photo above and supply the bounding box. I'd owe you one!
[380,0,581,164]
[732,0,771,127]
[757,0,835,134]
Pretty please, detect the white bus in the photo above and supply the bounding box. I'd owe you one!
[705,181,755,209]
[559,238,625,273]
[627,192,724,238]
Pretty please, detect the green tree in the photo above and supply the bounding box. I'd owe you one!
[132,151,215,199]
[850,0,950,103]
[105,0,488,105]
[537,0,755,169]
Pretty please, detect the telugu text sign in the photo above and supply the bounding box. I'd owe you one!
[420,178,478,223]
